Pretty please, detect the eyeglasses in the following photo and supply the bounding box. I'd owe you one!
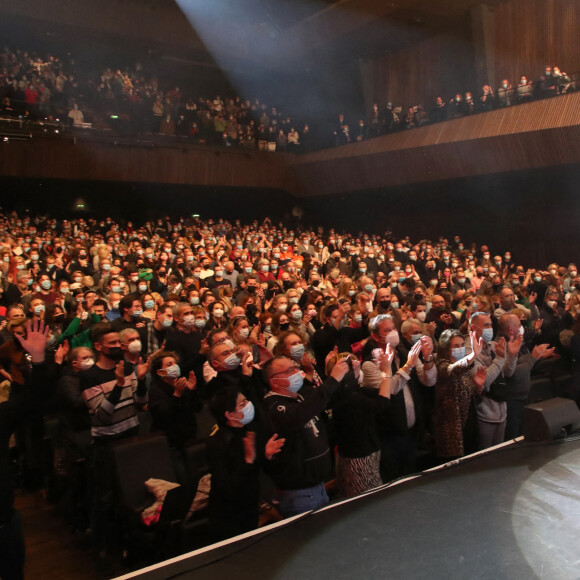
[270,363,299,378]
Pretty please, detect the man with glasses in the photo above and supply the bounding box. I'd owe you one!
[262,355,349,517]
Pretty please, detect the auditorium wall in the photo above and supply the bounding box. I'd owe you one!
[493,0,580,86]
[363,0,580,113]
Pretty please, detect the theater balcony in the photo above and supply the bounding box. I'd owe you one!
[289,91,580,197]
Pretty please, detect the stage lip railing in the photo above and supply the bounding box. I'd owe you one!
[111,436,526,580]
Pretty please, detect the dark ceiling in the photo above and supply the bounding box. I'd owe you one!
[0,0,508,67]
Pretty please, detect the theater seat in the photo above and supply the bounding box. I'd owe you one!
[112,434,195,563]
[113,434,177,512]
[528,377,556,404]
[182,439,211,550]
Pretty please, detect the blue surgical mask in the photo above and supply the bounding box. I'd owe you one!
[286,370,304,393]
[162,317,173,328]
[482,328,494,342]
[223,353,241,371]
[144,300,155,310]
[239,401,255,425]
[164,363,181,379]
[289,344,305,361]
[132,309,143,318]
[411,333,422,344]
[452,346,466,360]
[40,280,51,290]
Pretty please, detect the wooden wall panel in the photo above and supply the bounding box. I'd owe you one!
[0,138,294,193]
[493,0,580,86]
[366,0,580,117]
[367,15,476,112]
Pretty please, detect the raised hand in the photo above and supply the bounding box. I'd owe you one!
[426,321,437,337]
[469,330,483,359]
[241,351,254,376]
[185,371,196,390]
[406,339,423,368]
[507,335,523,356]
[173,377,188,397]
[379,343,395,373]
[54,339,70,365]
[15,319,49,363]
[532,344,556,360]
[325,346,339,369]
[265,433,286,460]
[440,313,453,325]
[330,358,349,382]
[495,337,507,359]
[473,366,487,392]
[420,336,434,359]
[533,318,544,331]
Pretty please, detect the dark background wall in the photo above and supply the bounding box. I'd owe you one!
[0,178,298,224]
[301,163,580,267]
[2,162,579,269]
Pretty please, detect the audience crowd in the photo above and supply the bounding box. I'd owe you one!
[334,65,576,144]
[1,208,579,576]
[0,45,312,152]
[2,45,577,153]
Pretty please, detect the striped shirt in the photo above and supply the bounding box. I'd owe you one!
[81,362,147,438]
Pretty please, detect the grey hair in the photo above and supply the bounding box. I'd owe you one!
[469,311,488,325]
[401,318,422,336]
[438,329,463,353]
[369,314,393,332]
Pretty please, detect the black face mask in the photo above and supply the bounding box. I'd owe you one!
[246,304,257,316]
[282,281,293,290]
[105,346,124,362]
[311,280,320,287]
[379,300,390,309]
[575,283,580,292]
[246,286,256,294]
[279,322,290,331]
[53,313,65,323]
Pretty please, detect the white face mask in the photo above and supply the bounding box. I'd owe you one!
[416,311,426,322]
[127,340,142,354]
[238,327,250,339]
[164,363,181,379]
[385,330,400,347]
[77,358,94,371]
[213,308,224,318]
[182,314,195,327]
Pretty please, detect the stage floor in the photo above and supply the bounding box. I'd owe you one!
[119,437,580,580]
